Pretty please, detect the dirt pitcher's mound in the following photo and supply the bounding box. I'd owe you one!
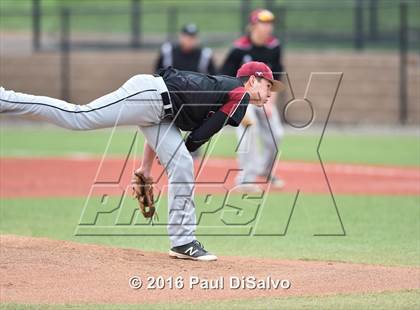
[0,235,419,305]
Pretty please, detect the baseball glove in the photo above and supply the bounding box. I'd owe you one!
[131,171,155,218]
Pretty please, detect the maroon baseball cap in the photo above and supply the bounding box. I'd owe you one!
[236,61,285,92]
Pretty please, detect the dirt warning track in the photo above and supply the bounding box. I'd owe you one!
[0,157,418,198]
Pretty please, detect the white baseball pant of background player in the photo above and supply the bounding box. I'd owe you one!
[0,75,196,248]
[235,103,284,184]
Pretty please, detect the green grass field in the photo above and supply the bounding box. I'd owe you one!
[1,126,419,166]
[0,125,419,308]
[1,290,420,310]
[1,194,419,266]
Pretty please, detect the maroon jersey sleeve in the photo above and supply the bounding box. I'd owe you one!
[220,86,250,127]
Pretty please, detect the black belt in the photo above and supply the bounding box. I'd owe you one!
[161,91,173,118]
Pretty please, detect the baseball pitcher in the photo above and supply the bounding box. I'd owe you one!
[0,61,284,261]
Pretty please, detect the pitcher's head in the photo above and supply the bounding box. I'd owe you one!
[237,61,284,106]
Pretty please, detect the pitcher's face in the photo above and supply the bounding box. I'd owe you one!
[249,76,272,107]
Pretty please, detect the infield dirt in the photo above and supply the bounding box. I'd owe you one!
[0,234,419,304]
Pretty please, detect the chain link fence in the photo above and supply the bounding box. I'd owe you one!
[0,0,419,124]
[0,0,418,51]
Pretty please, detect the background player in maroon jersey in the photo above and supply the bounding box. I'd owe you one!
[221,9,285,192]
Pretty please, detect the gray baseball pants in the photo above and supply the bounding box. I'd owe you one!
[0,75,196,247]
[235,103,284,184]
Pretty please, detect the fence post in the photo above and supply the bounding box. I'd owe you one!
[368,0,378,41]
[240,0,251,33]
[354,0,364,50]
[32,0,41,51]
[167,7,178,41]
[131,0,141,48]
[265,0,274,11]
[60,8,71,102]
[399,2,408,124]
[273,6,286,41]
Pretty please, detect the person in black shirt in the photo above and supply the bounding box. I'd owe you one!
[221,8,285,192]
[0,62,284,261]
[155,23,216,158]
[155,23,216,75]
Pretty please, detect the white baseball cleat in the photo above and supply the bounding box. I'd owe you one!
[269,176,285,189]
[234,183,263,193]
